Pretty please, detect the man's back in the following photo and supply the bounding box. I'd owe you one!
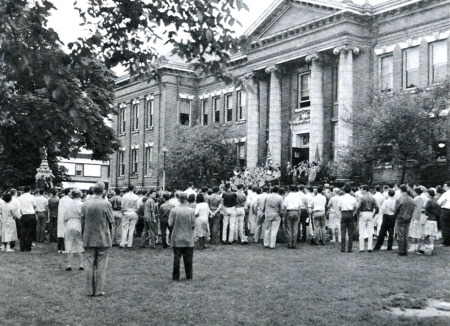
[265,193,283,217]
[394,194,415,223]
[19,193,36,214]
[169,205,195,247]
[122,192,139,212]
[82,197,113,247]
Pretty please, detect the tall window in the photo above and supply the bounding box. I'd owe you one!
[179,99,190,126]
[119,151,125,176]
[380,55,393,92]
[225,93,233,122]
[403,47,419,89]
[429,40,448,85]
[236,90,243,121]
[131,149,138,175]
[146,100,153,128]
[213,97,220,123]
[145,146,153,175]
[119,107,126,133]
[201,100,208,126]
[297,72,310,108]
[132,103,139,131]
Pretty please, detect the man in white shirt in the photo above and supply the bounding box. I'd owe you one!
[18,186,37,252]
[297,185,309,243]
[372,186,385,237]
[57,188,72,253]
[338,185,358,253]
[437,181,450,246]
[35,189,49,242]
[184,182,197,197]
[283,185,302,249]
[254,186,268,243]
[309,186,327,245]
[120,185,140,248]
[374,189,397,251]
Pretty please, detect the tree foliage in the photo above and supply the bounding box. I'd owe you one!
[72,0,250,82]
[344,82,450,183]
[0,0,119,188]
[165,124,241,188]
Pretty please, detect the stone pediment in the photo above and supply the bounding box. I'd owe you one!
[250,0,342,39]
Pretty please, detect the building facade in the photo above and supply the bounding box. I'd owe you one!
[111,0,450,190]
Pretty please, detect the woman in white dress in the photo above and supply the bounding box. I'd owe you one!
[64,189,84,271]
[195,194,211,250]
[1,193,19,252]
[409,187,426,253]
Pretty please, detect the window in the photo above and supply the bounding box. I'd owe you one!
[119,152,125,176]
[84,164,101,177]
[236,91,243,121]
[403,47,419,89]
[75,164,84,177]
[201,100,208,126]
[132,103,139,131]
[297,72,310,108]
[146,100,154,128]
[225,93,233,122]
[380,55,393,92]
[145,146,153,175]
[119,107,126,133]
[296,133,309,148]
[131,149,138,175]
[213,97,220,123]
[429,41,448,85]
[179,99,190,126]
[434,142,447,161]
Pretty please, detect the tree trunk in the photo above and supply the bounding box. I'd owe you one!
[400,164,406,184]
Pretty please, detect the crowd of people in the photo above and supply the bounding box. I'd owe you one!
[1,179,449,293]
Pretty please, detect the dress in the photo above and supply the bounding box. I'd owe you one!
[194,202,210,238]
[1,202,19,242]
[64,198,85,254]
[409,196,425,239]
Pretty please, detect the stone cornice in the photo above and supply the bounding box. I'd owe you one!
[333,45,360,55]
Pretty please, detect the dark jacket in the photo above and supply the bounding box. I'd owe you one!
[393,193,415,224]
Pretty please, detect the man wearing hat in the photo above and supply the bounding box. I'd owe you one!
[168,192,196,280]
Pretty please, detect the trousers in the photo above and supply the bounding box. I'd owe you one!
[19,214,36,251]
[141,220,158,247]
[121,212,138,247]
[359,212,374,251]
[254,211,265,242]
[173,247,194,280]
[396,221,410,255]
[373,214,395,250]
[235,207,248,243]
[222,207,236,243]
[285,210,300,248]
[35,212,48,242]
[441,208,450,246]
[160,219,171,248]
[313,211,326,244]
[340,211,355,252]
[210,213,222,244]
[84,247,109,296]
[264,217,281,248]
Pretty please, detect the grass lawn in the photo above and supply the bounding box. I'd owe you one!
[0,238,449,326]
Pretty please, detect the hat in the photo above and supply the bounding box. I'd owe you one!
[179,193,188,200]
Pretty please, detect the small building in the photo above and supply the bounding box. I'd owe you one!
[58,151,110,190]
[110,0,450,189]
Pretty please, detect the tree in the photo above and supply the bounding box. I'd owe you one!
[165,124,241,188]
[344,82,450,183]
[0,0,119,188]
[72,0,250,82]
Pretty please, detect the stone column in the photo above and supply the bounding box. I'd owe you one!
[245,73,259,168]
[333,45,359,163]
[306,53,324,164]
[266,66,282,166]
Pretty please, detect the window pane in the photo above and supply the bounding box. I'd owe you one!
[406,48,419,69]
[433,41,447,64]
[381,55,393,91]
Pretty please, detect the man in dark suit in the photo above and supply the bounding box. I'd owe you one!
[393,184,415,256]
[168,193,196,281]
[81,182,113,296]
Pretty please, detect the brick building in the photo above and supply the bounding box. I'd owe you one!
[110,0,450,190]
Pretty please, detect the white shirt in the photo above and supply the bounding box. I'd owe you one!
[309,193,327,212]
[184,188,197,197]
[169,197,180,208]
[19,193,36,215]
[283,192,302,211]
[373,192,385,213]
[122,192,140,212]
[381,197,396,215]
[339,194,357,211]
[35,195,49,212]
[437,190,450,209]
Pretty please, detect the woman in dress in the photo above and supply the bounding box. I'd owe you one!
[423,189,440,255]
[194,194,211,250]
[64,189,84,271]
[409,187,426,253]
[1,193,19,252]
